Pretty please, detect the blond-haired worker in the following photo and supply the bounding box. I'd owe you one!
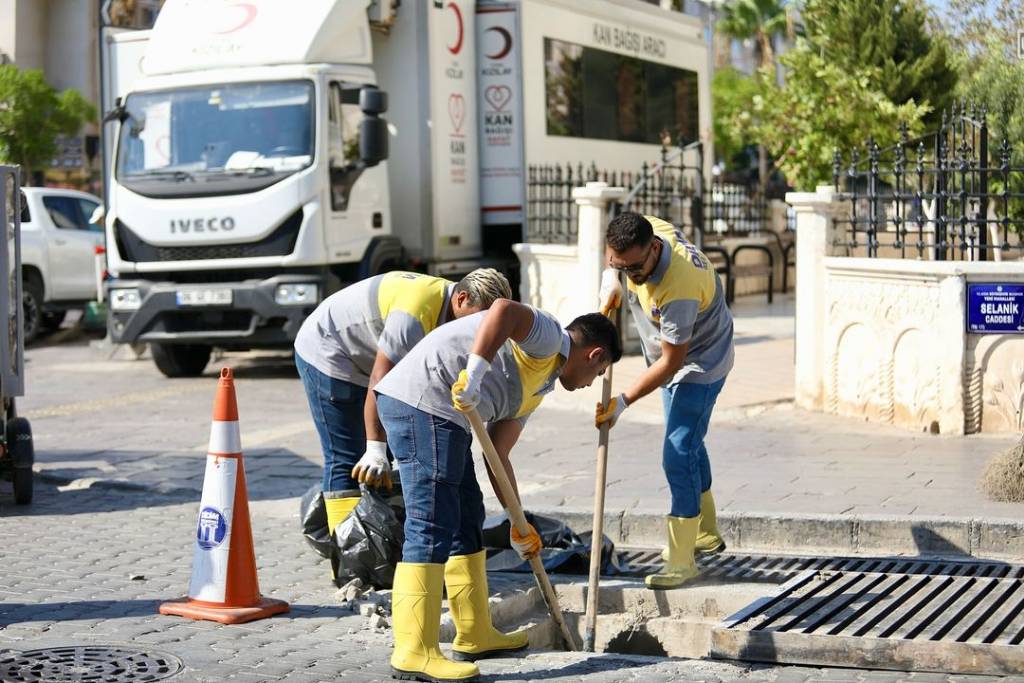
[293,269,512,547]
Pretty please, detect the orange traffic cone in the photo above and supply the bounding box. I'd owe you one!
[159,367,289,624]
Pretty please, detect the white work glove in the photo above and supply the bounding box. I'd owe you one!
[352,440,392,490]
[451,353,491,413]
[510,523,542,560]
[599,268,623,318]
[595,393,629,429]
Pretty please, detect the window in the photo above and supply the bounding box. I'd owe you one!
[43,196,83,230]
[77,199,103,233]
[19,192,29,224]
[42,195,95,231]
[545,38,700,145]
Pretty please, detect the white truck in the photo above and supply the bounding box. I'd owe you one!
[102,0,707,377]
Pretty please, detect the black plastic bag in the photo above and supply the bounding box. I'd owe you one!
[332,484,406,589]
[481,511,627,575]
[299,484,332,559]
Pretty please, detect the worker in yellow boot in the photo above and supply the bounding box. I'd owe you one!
[293,269,512,580]
[596,213,734,590]
[376,301,621,680]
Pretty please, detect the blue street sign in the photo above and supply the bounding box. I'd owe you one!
[967,284,1024,334]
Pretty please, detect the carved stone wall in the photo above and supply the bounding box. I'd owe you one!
[967,336,1024,433]
[819,259,1024,434]
[824,272,944,431]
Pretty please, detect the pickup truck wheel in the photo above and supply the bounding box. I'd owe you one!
[151,343,212,378]
[22,279,43,343]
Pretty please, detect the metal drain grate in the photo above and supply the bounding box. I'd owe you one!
[712,564,1024,675]
[0,646,183,682]
[617,550,1024,584]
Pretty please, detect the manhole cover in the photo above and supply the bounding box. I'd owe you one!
[0,646,183,682]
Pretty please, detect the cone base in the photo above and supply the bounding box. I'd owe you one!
[159,597,289,624]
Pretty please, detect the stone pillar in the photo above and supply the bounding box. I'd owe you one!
[572,182,625,317]
[786,185,846,411]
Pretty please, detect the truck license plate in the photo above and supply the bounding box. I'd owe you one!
[176,288,233,306]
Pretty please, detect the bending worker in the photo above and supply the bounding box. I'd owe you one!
[292,269,512,554]
[597,213,734,590]
[374,300,621,681]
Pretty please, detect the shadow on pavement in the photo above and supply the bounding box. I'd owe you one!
[482,655,665,681]
[0,600,353,626]
[0,446,320,516]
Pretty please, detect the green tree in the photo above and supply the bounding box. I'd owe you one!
[746,49,929,189]
[800,0,958,126]
[0,66,96,181]
[938,0,1023,59]
[715,0,793,188]
[717,0,793,71]
[711,67,761,166]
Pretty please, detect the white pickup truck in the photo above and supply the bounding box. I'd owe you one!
[19,187,106,342]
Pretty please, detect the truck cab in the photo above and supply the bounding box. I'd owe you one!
[104,1,394,376]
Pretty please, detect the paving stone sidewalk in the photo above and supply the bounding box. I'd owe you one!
[20,295,1021,533]
[0,478,1012,682]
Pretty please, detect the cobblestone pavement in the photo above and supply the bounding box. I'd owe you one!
[19,332,1021,523]
[0,478,1015,682]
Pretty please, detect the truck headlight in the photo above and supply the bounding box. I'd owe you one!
[109,288,142,311]
[275,284,318,306]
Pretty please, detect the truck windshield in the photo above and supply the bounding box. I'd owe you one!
[116,80,314,197]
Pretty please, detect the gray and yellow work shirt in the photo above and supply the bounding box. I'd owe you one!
[293,272,454,386]
[626,216,734,386]
[374,307,569,431]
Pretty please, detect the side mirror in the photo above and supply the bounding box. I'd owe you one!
[103,97,128,124]
[359,87,388,116]
[359,117,389,168]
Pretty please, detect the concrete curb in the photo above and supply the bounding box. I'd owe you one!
[510,507,1024,562]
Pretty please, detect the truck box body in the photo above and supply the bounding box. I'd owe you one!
[475,0,708,227]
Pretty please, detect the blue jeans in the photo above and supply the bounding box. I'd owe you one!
[661,378,726,518]
[376,394,485,564]
[295,353,367,492]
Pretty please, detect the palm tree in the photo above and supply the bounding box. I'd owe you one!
[716,0,793,192]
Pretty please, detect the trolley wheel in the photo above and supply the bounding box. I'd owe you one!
[7,417,33,505]
[12,467,31,505]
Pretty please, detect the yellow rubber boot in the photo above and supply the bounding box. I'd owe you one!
[696,491,726,555]
[391,562,480,682]
[445,551,529,662]
[646,516,700,590]
[324,493,360,583]
[324,492,360,534]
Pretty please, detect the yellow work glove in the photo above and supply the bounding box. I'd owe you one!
[595,393,629,429]
[510,522,542,560]
[351,441,393,490]
[451,353,490,413]
[599,268,623,318]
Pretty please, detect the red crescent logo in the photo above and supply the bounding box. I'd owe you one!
[213,2,258,35]
[485,26,512,60]
[446,2,464,55]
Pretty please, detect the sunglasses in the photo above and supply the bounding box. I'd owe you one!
[611,242,655,275]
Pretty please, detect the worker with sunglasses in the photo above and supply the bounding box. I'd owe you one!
[596,212,734,590]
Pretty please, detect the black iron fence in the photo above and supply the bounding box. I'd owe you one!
[525,141,788,302]
[834,103,1024,260]
[526,163,650,244]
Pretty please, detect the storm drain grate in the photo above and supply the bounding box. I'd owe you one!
[712,563,1024,675]
[0,646,183,682]
[617,549,1024,584]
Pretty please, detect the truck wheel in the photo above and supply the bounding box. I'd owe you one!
[151,343,212,378]
[41,311,66,332]
[7,417,33,505]
[22,278,43,343]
